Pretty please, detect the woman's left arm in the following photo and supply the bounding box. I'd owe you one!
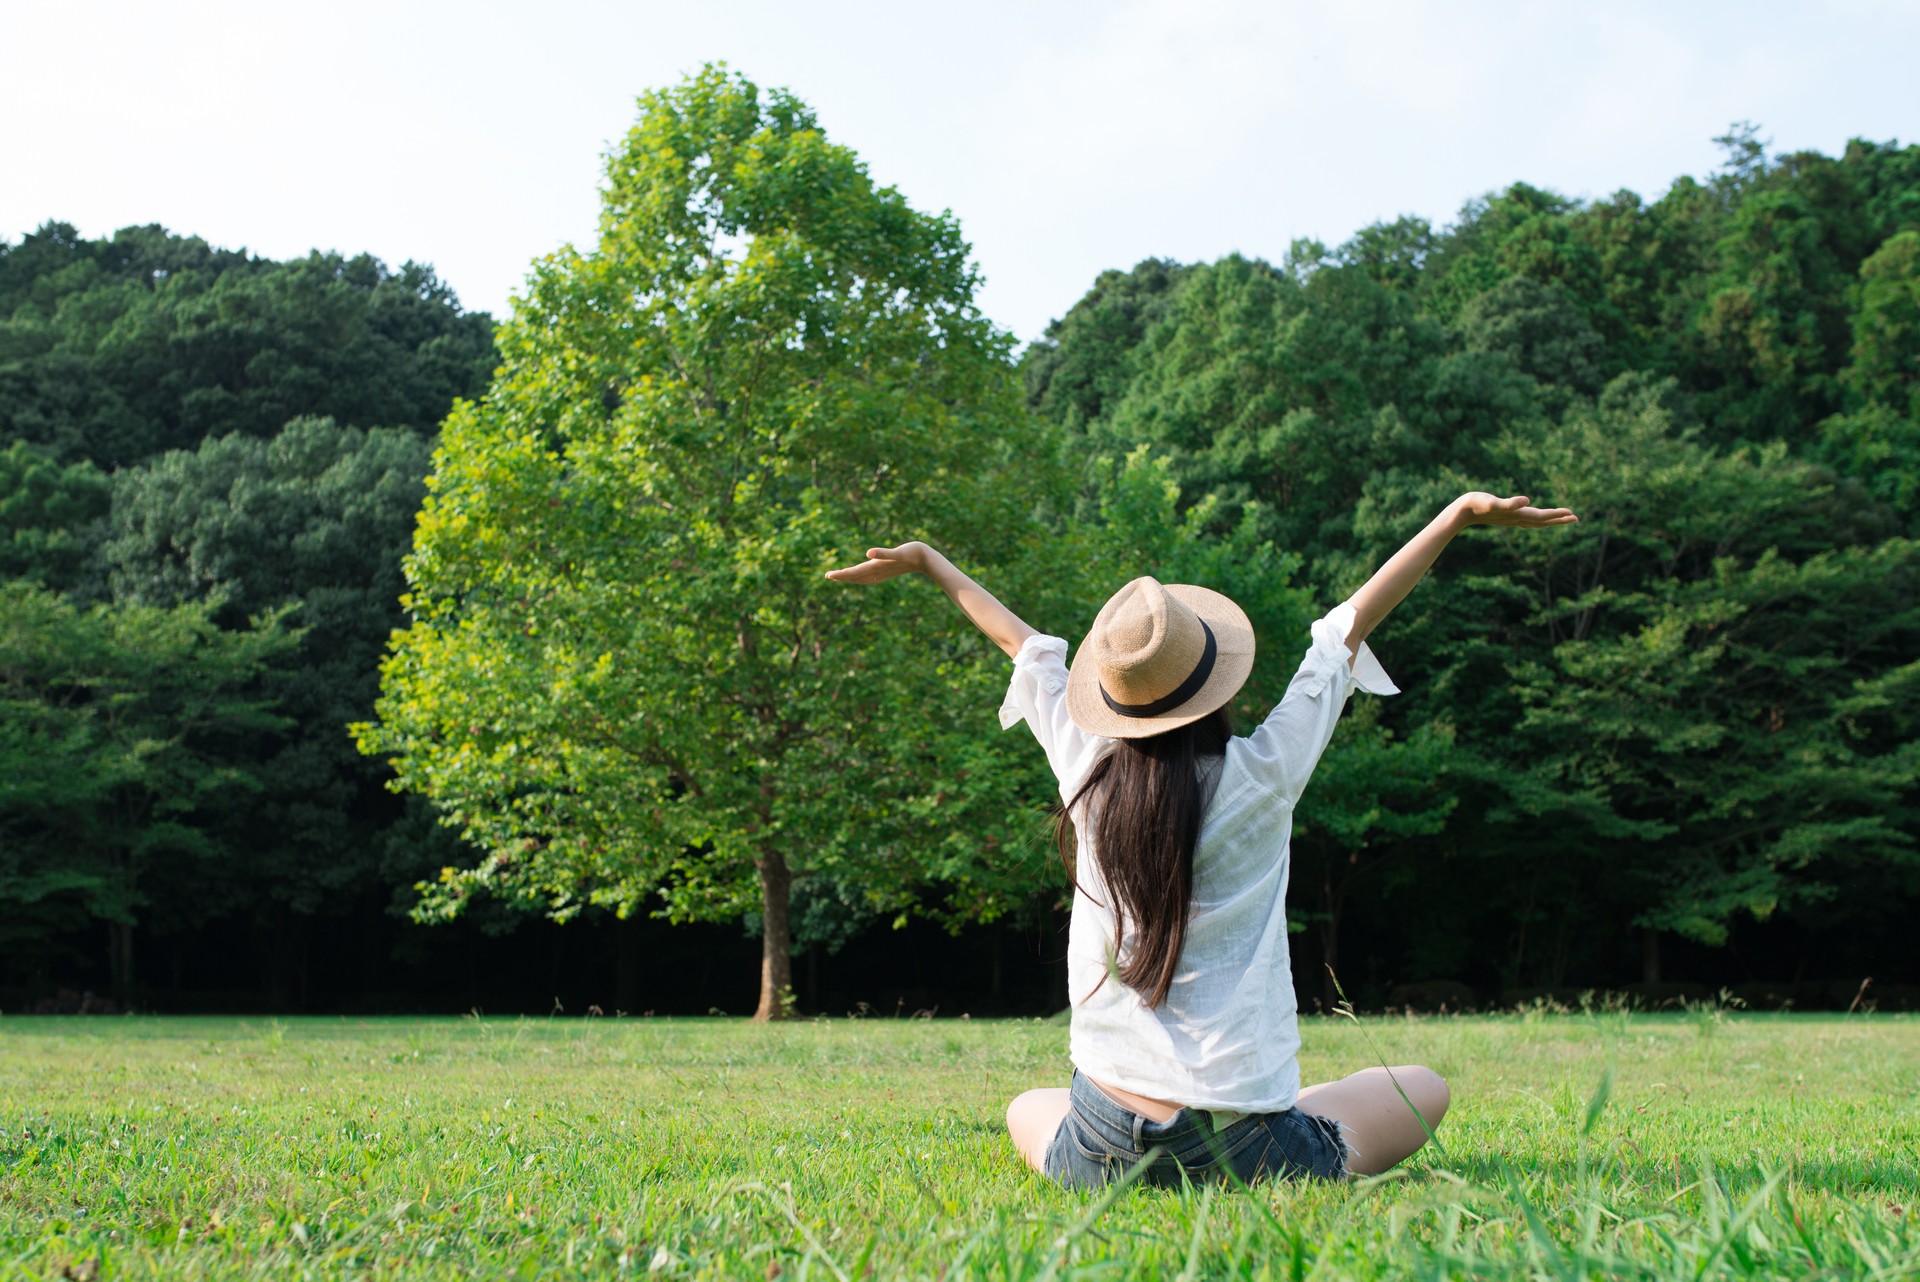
[826,541,1037,659]
[1345,493,1577,656]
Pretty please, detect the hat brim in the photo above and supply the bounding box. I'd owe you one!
[1065,584,1256,740]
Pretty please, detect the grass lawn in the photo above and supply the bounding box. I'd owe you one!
[1,1009,1916,1279]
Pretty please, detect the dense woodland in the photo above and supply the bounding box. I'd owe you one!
[3,109,1916,1015]
[0,230,495,1007]
[1024,127,1920,1010]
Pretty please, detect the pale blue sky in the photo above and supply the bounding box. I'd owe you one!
[5,0,1917,343]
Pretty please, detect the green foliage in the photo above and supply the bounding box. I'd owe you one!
[0,218,496,999]
[1033,127,1920,991]
[1843,229,1920,416]
[1456,382,1920,946]
[0,440,108,588]
[1695,187,1849,440]
[1023,259,1190,431]
[1050,254,1443,558]
[361,66,1059,1005]
[0,583,296,982]
[1458,276,1606,400]
[102,417,454,923]
[0,222,495,467]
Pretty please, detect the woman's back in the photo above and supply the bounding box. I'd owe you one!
[1003,602,1398,1113]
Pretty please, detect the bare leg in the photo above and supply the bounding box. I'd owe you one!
[1293,1065,1449,1176]
[1005,1088,1072,1172]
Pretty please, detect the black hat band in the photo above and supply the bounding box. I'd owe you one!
[1098,620,1218,719]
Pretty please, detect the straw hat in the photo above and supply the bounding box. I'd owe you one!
[1066,577,1255,739]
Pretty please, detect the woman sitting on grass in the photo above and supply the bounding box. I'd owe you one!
[828,491,1576,1188]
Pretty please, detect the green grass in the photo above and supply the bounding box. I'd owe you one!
[1,1009,1916,1279]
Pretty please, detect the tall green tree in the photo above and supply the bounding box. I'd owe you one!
[0,440,109,589]
[1820,230,1920,517]
[360,65,1056,1019]
[1049,253,1444,554]
[1418,377,1920,981]
[1843,230,1920,418]
[1022,258,1190,432]
[0,583,294,997]
[101,417,452,1001]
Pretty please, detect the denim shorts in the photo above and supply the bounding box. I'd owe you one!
[1041,1071,1349,1190]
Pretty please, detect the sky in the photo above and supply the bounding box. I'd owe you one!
[5,0,1919,344]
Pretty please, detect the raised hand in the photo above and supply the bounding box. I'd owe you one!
[1345,489,1580,656]
[1457,493,1579,528]
[824,541,933,585]
[824,540,1037,657]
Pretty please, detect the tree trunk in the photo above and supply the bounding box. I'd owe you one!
[1319,917,1342,1012]
[267,905,293,1010]
[988,930,1004,1002]
[296,918,311,1010]
[753,844,794,1021]
[107,920,135,1006]
[1641,927,1662,984]
[1319,866,1343,1012]
[616,916,643,1014]
[1549,913,1571,990]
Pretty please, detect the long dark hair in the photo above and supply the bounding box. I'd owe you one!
[1053,706,1232,1007]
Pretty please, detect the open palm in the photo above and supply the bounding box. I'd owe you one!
[1462,493,1579,527]
[824,542,930,584]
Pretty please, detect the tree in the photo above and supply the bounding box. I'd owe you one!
[1817,230,1920,518]
[1022,258,1190,431]
[1843,229,1920,419]
[1457,276,1607,402]
[359,65,1055,1019]
[0,439,110,589]
[1694,188,1850,443]
[0,583,295,998]
[0,224,496,467]
[1441,377,1920,980]
[1076,253,1442,553]
[101,417,452,1003]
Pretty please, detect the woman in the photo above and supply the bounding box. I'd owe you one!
[827,491,1576,1187]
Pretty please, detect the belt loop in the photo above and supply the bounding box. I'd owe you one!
[1131,1112,1147,1152]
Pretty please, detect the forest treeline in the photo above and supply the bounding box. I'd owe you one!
[1025,127,1920,1005]
[0,227,495,1004]
[2,112,1916,1014]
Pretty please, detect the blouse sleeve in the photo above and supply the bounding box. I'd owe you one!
[1239,602,1400,805]
[998,634,1111,797]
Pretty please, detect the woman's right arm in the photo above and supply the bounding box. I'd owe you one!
[1241,491,1574,802]
[826,541,1037,659]
[829,541,1103,787]
[1345,492,1577,658]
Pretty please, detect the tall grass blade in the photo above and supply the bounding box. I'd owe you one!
[1032,1147,1164,1282]
[1689,1167,1787,1282]
[1326,965,1449,1163]
[1582,1064,1614,1137]
[1175,1183,1214,1282]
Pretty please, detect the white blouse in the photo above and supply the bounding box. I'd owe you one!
[999,602,1398,1113]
